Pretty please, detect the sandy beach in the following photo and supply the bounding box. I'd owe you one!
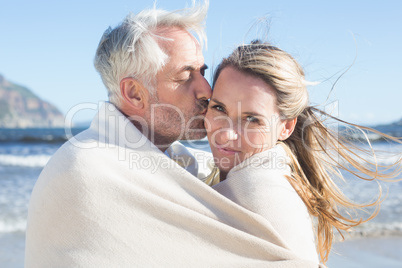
[2,233,401,267]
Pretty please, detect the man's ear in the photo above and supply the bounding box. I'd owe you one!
[120,77,148,110]
[278,117,297,141]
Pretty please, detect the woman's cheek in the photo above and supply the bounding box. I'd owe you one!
[242,130,271,153]
[204,112,215,133]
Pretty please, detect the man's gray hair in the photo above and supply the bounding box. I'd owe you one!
[94,1,208,107]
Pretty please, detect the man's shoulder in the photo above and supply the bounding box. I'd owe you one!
[39,128,107,177]
[180,143,214,179]
[166,141,214,179]
[185,146,212,159]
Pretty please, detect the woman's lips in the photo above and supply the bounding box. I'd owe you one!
[216,146,240,156]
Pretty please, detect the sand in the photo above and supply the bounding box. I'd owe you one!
[327,236,402,267]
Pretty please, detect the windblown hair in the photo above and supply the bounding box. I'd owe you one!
[94,1,208,106]
[213,40,402,264]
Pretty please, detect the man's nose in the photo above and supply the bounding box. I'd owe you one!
[195,75,212,100]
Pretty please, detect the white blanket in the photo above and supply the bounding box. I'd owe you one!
[213,145,319,263]
[25,103,322,267]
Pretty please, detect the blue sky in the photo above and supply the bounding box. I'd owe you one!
[0,0,401,125]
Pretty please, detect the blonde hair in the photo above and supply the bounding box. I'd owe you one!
[94,1,208,107]
[213,40,402,264]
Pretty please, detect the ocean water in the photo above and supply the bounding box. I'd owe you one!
[0,127,401,266]
[0,128,85,229]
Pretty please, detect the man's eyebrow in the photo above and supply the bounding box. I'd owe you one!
[178,64,208,73]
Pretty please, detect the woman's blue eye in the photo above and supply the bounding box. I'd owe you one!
[212,105,225,112]
[246,116,259,123]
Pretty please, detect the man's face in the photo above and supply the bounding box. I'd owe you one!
[148,28,211,147]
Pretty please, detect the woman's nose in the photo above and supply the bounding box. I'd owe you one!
[217,128,239,144]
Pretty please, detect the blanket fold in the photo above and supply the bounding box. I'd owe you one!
[25,102,322,267]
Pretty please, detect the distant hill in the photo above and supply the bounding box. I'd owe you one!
[373,117,402,129]
[393,118,402,126]
[372,118,402,138]
[0,74,64,128]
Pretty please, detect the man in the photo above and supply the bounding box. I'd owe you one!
[25,2,322,267]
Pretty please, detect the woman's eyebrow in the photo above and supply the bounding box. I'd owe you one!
[210,99,264,117]
[210,98,226,108]
[243,111,264,117]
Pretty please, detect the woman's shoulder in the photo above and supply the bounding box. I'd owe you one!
[212,145,318,263]
[213,145,297,207]
[218,145,290,186]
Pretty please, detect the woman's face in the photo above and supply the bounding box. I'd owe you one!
[205,67,286,174]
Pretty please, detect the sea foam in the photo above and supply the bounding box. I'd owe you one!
[0,154,51,167]
[0,219,27,233]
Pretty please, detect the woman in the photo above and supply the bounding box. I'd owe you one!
[204,40,402,265]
